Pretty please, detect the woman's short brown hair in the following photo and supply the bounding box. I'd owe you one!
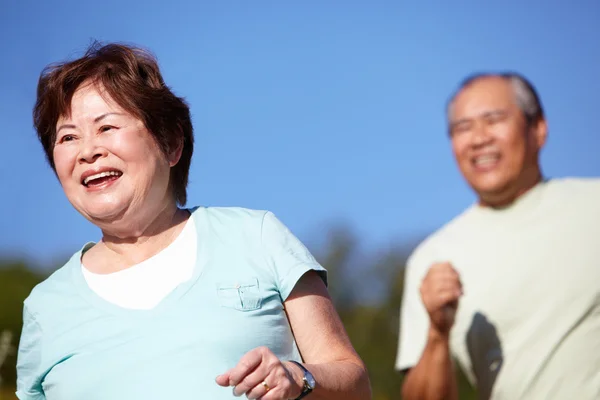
[33,41,194,205]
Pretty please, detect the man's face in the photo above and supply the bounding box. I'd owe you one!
[448,77,546,204]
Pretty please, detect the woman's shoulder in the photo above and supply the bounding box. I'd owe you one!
[190,205,273,232]
[24,250,82,317]
[192,205,269,220]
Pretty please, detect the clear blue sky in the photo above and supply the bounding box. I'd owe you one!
[1,1,599,269]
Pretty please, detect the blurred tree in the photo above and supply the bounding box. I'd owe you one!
[0,226,478,399]
[316,227,477,400]
[0,331,14,389]
[0,261,45,398]
[315,225,359,314]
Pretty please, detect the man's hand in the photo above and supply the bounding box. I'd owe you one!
[420,262,463,335]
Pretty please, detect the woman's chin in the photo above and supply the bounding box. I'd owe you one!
[78,203,128,224]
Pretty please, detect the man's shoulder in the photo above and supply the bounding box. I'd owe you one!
[407,206,476,269]
[542,177,600,211]
[547,177,600,195]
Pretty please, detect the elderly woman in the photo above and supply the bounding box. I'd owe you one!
[16,42,370,400]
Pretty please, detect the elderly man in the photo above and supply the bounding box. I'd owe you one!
[396,73,600,400]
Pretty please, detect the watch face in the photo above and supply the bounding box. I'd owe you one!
[306,372,316,389]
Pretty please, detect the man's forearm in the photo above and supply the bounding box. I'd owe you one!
[401,328,458,400]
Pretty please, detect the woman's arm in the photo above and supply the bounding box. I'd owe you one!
[216,271,371,400]
[216,211,371,399]
[16,306,46,400]
[282,270,371,400]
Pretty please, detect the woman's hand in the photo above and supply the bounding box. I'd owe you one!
[216,346,303,399]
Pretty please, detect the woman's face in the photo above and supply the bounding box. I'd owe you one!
[53,83,178,230]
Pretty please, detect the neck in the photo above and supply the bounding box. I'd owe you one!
[478,168,543,209]
[99,202,189,267]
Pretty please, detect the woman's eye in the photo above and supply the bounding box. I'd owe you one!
[60,135,75,143]
[99,125,113,132]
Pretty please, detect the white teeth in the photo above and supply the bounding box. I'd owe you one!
[474,155,499,167]
[83,171,122,185]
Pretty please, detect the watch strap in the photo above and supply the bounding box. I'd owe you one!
[289,360,314,399]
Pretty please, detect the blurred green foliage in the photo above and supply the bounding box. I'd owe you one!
[0,227,476,399]
[0,262,47,399]
[317,228,476,400]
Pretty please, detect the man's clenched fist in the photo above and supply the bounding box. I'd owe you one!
[420,262,463,334]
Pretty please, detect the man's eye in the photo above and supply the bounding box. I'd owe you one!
[452,123,471,135]
[486,112,507,124]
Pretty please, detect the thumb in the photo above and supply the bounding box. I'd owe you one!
[215,371,231,387]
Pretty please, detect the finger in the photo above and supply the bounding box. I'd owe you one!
[441,261,458,272]
[424,270,457,286]
[226,349,263,386]
[430,261,453,272]
[253,362,296,400]
[440,266,460,280]
[256,377,292,400]
[430,262,461,279]
[444,269,462,284]
[215,372,231,387]
[424,288,461,308]
[422,279,462,298]
[429,266,460,282]
[231,363,270,397]
[244,378,272,399]
[435,289,462,306]
[427,268,462,284]
[433,281,463,295]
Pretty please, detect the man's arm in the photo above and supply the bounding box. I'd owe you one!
[396,258,462,400]
[401,328,458,400]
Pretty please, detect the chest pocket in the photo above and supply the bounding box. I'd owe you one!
[217,277,262,311]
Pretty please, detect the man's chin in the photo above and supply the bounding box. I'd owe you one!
[473,183,520,207]
[470,173,510,194]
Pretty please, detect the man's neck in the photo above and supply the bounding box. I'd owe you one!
[479,170,544,209]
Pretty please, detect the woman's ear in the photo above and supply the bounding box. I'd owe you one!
[168,138,184,167]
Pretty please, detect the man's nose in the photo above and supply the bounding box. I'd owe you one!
[471,120,493,147]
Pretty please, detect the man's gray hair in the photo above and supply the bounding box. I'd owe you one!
[446,72,545,125]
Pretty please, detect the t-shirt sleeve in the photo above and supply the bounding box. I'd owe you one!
[260,211,327,301]
[16,305,46,400]
[395,249,431,372]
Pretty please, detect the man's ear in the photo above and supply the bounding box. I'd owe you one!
[532,117,548,150]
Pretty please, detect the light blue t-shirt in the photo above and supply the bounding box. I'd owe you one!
[16,207,327,400]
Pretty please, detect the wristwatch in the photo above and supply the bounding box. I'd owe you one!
[289,360,316,399]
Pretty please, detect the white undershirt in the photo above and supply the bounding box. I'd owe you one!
[82,216,197,310]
